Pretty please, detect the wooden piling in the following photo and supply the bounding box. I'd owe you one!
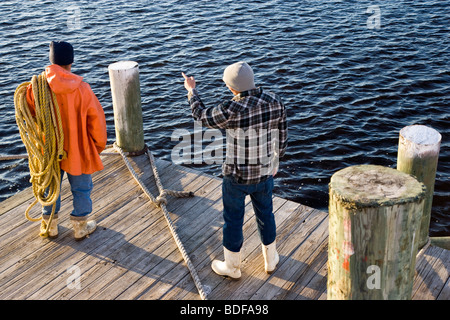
[327,165,426,300]
[108,61,145,153]
[397,125,441,249]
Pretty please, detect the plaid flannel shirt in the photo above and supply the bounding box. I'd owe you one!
[188,87,288,184]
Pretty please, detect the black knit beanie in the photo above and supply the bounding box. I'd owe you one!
[49,41,74,66]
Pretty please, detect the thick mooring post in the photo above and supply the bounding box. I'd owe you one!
[397,125,441,249]
[108,61,145,153]
[327,165,426,300]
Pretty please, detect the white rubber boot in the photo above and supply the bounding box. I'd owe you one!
[40,214,59,239]
[70,216,97,241]
[211,247,241,279]
[262,240,279,274]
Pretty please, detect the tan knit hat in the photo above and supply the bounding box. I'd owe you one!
[223,61,255,92]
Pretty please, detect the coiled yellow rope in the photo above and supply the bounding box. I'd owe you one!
[14,72,66,238]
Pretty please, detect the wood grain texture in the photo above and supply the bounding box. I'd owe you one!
[0,156,447,300]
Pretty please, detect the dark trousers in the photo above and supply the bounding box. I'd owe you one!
[222,175,276,252]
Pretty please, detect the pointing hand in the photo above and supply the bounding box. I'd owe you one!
[182,72,196,91]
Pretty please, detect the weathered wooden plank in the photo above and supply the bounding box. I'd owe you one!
[250,211,329,300]
[62,170,223,300]
[0,187,34,217]
[61,170,216,299]
[412,245,450,300]
[2,156,179,298]
[0,152,446,301]
[0,155,176,275]
[0,190,154,299]
[224,206,326,300]
[0,160,146,279]
[292,245,328,300]
[115,179,227,300]
[47,202,166,300]
[148,198,268,300]
[0,153,134,248]
[21,159,201,299]
[169,197,296,301]
[437,277,450,300]
[76,215,175,300]
[0,150,120,220]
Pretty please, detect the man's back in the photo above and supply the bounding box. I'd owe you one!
[189,86,288,184]
[26,64,107,175]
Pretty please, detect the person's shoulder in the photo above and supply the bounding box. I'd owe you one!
[78,81,99,98]
[79,80,92,91]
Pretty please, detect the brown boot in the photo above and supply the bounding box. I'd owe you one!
[70,216,97,241]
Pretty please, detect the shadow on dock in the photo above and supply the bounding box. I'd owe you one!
[0,152,448,300]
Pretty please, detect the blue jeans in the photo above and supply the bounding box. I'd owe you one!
[222,175,276,252]
[43,170,93,217]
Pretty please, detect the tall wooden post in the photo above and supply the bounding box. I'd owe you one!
[327,165,426,300]
[397,125,441,249]
[108,61,145,153]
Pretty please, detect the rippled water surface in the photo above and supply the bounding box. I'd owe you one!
[0,0,448,235]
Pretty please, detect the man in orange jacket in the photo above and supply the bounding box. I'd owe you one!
[26,41,107,240]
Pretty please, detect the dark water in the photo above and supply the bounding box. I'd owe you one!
[0,0,448,236]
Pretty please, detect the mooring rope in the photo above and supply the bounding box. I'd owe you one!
[112,142,207,300]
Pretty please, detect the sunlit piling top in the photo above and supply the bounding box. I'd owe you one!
[400,125,442,146]
[330,164,426,208]
[399,125,442,159]
[108,60,139,71]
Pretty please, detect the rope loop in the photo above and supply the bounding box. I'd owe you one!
[14,72,64,238]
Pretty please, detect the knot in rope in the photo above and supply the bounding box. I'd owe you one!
[155,190,168,207]
[112,142,207,300]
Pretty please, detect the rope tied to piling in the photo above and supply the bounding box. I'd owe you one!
[14,72,66,238]
[112,142,207,300]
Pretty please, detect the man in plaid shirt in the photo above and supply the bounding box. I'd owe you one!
[182,61,288,279]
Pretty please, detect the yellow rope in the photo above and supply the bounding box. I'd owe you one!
[14,72,66,238]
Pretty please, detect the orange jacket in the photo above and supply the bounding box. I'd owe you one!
[26,64,107,175]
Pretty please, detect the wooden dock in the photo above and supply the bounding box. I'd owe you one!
[0,150,448,300]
